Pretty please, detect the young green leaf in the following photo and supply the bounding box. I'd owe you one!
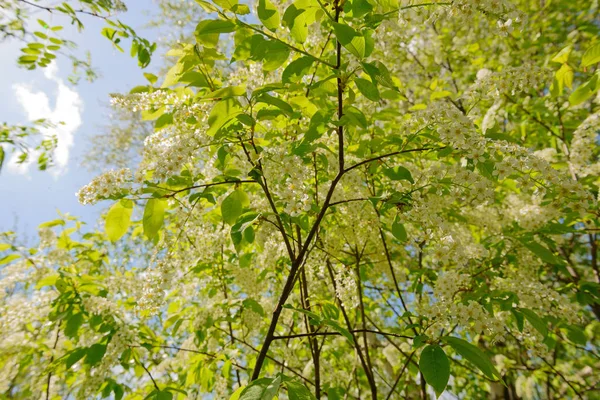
[392,216,407,242]
[257,0,280,32]
[582,42,600,67]
[143,199,166,240]
[419,345,450,397]
[105,200,133,242]
[355,77,380,101]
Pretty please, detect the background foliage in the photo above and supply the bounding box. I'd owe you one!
[1,0,600,399]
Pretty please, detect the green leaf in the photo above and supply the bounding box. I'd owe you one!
[569,73,599,106]
[143,199,166,240]
[195,19,236,47]
[286,379,317,400]
[383,166,414,183]
[551,45,572,64]
[520,308,548,337]
[221,190,248,225]
[156,391,173,400]
[332,23,373,59]
[239,377,278,400]
[85,343,107,366]
[0,254,20,265]
[105,200,133,242]
[419,345,450,397]
[392,217,407,241]
[0,146,4,172]
[282,56,314,83]
[582,43,600,67]
[355,78,380,101]
[283,1,318,43]
[565,325,587,346]
[256,93,294,114]
[201,86,246,100]
[207,98,243,136]
[521,240,562,265]
[258,0,280,32]
[65,313,84,338]
[442,337,501,381]
[65,348,87,369]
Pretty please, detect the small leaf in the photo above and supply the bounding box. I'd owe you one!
[419,345,450,397]
[85,343,107,366]
[105,200,133,242]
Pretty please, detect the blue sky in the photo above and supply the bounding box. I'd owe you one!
[0,2,161,236]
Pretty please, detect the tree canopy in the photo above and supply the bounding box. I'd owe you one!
[1,0,600,399]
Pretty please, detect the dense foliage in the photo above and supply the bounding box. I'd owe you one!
[2,0,600,399]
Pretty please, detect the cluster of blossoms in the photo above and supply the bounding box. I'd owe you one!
[422,270,506,339]
[79,327,136,399]
[263,150,313,217]
[503,194,560,230]
[332,264,359,309]
[493,267,581,325]
[570,112,600,177]
[76,168,132,205]
[467,64,549,100]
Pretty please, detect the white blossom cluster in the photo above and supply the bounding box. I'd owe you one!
[422,270,506,339]
[76,168,132,205]
[469,64,549,99]
[570,112,600,177]
[332,264,359,309]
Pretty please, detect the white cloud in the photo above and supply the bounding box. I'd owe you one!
[9,62,83,176]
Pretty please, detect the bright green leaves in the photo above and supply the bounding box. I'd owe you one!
[282,57,315,83]
[354,78,380,101]
[569,72,599,106]
[258,0,280,32]
[282,0,321,43]
[332,22,374,59]
[143,199,166,241]
[582,42,600,67]
[105,200,133,242]
[221,189,250,225]
[442,337,502,382]
[64,313,84,338]
[207,98,243,136]
[231,212,260,249]
[195,19,236,48]
[383,165,414,183]
[419,345,450,397]
[233,32,290,72]
[391,216,408,242]
[236,374,316,400]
